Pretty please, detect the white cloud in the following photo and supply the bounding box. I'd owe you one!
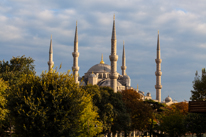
[1,0,206,102]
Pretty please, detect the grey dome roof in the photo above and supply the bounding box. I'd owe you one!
[146,92,151,96]
[89,73,96,78]
[165,96,172,102]
[98,79,122,87]
[87,63,111,73]
[123,75,130,79]
[138,91,144,96]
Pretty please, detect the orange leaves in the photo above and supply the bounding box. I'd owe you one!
[121,89,153,131]
[164,101,188,115]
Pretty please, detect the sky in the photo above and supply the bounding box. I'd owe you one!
[1,0,206,102]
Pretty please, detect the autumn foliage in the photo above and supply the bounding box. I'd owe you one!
[121,89,153,131]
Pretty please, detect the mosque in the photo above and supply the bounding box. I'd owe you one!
[47,15,176,104]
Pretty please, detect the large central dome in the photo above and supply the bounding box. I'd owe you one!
[87,63,111,73]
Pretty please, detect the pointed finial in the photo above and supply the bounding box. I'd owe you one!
[157,30,160,50]
[111,14,116,40]
[74,21,78,42]
[49,34,53,53]
[123,40,125,46]
[137,84,139,91]
[100,54,105,64]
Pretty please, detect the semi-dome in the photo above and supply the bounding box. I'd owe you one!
[122,75,130,79]
[165,96,172,102]
[87,63,111,73]
[98,79,123,87]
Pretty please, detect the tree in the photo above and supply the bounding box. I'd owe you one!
[82,85,130,136]
[159,112,186,137]
[184,113,206,137]
[0,55,36,135]
[157,102,189,137]
[144,99,165,137]
[0,78,10,137]
[0,55,35,85]
[191,69,206,101]
[169,101,188,115]
[121,89,153,132]
[187,69,206,136]
[7,71,102,137]
[0,78,8,121]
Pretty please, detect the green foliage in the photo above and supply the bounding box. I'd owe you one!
[7,71,102,137]
[184,113,206,137]
[144,99,165,136]
[0,55,35,86]
[0,78,8,121]
[0,78,11,137]
[157,102,190,137]
[159,112,186,137]
[83,85,130,134]
[145,99,165,113]
[0,56,36,136]
[191,71,206,101]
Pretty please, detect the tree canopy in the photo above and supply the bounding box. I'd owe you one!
[82,85,130,135]
[191,69,206,101]
[121,89,153,131]
[7,71,102,137]
[0,55,35,86]
[184,113,206,137]
[0,78,8,121]
[0,78,10,137]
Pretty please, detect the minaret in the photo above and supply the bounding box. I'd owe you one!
[72,21,80,84]
[121,41,127,75]
[155,30,162,102]
[109,15,118,93]
[48,35,54,72]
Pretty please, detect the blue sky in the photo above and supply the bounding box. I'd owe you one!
[1,0,206,102]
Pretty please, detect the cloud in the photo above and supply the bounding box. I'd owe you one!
[1,0,206,102]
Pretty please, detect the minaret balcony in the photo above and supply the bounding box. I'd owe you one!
[155,85,162,89]
[110,73,118,79]
[109,55,118,61]
[121,66,127,70]
[72,52,79,57]
[47,61,54,65]
[72,66,79,71]
[155,59,162,63]
[155,71,162,76]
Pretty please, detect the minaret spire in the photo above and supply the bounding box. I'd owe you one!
[111,14,116,40]
[121,41,127,75]
[109,14,118,93]
[155,30,162,102]
[48,35,54,72]
[72,21,80,84]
